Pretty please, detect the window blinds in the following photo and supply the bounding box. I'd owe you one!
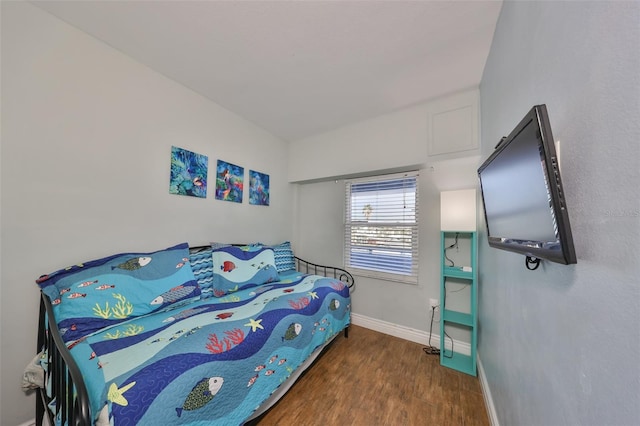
[344,171,419,284]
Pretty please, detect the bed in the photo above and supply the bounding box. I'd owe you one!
[30,242,353,426]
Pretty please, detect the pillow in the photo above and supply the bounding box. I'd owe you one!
[210,242,262,252]
[254,241,296,273]
[210,242,232,250]
[210,245,279,297]
[188,247,215,299]
[36,243,199,343]
[271,241,296,273]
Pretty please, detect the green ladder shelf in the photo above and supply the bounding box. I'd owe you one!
[440,231,477,376]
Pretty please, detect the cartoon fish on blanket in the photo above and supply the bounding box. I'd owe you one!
[67,292,87,299]
[329,299,340,311]
[163,307,209,323]
[220,261,236,272]
[151,285,197,305]
[249,286,274,297]
[176,377,224,417]
[95,284,115,291]
[112,257,152,271]
[247,374,259,387]
[282,323,302,341]
[78,280,99,288]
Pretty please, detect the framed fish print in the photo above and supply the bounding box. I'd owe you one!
[169,146,208,198]
[249,170,270,206]
[215,160,244,203]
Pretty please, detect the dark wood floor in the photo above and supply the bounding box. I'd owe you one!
[257,325,489,426]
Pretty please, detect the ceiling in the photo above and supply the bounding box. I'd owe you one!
[33,1,502,142]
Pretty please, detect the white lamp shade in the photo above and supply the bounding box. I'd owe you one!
[441,189,477,231]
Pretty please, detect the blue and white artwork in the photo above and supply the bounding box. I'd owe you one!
[249,170,270,206]
[169,146,208,198]
[215,160,244,203]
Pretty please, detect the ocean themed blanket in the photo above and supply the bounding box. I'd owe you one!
[58,272,350,425]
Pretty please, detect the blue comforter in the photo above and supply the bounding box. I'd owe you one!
[67,272,350,425]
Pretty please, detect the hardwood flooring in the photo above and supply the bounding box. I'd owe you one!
[257,325,489,426]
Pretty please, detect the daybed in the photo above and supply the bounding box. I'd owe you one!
[29,242,353,425]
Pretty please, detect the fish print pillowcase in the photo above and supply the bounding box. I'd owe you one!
[36,243,199,343]
[210,245,279,297]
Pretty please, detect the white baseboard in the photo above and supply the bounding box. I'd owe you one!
[350,312,471,356]
[17,420,36,426]
[477,353,499,426]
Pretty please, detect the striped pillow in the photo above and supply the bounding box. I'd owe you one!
[189,248,214,299]
[272,242,296,273]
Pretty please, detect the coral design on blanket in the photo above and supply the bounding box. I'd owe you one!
[288,297,310,310]
[212,285,238,297]
[330,280,346,291]
[104,324,144,340]
[93,293,134,319]
[205,329,245,354]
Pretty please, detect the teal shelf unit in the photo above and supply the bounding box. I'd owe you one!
[439,231,477,376]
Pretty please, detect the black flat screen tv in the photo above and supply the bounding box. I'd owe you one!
[477,104,577,265]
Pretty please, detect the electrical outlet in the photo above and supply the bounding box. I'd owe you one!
[429,298,439,309]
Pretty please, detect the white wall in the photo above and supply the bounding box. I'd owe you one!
[290,91,480,334]
[479,1,640,425]
[0,3,292,424]
[288,89,480,183]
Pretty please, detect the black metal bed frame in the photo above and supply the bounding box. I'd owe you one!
[37,292,90,426]
[35,256,354,426]
[294,256,355,289]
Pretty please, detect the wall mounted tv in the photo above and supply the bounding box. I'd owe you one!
[477,104,577,266]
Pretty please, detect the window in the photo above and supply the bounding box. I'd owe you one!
[344,172,419,284]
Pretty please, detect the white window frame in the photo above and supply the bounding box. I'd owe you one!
[344,171,419,284]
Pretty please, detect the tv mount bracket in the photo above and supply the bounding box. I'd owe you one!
[525,256,541,271]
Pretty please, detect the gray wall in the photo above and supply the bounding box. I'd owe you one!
[479,1,639,425]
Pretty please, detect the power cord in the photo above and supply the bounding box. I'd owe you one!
[423,305,440,355]
[422,304,455,358]
[442,327,454,359]
[444,233,459,267]
[440,278,455,359]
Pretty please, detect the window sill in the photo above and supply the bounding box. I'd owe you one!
[350,268,418,285]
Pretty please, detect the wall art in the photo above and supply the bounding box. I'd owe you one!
[249,170,270,206]
[215,159,244,203]
[169,146,208,198]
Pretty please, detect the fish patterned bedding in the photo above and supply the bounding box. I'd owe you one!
[33,242,351,425]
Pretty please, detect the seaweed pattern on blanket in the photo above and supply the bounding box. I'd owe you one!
[66,273,350,425]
